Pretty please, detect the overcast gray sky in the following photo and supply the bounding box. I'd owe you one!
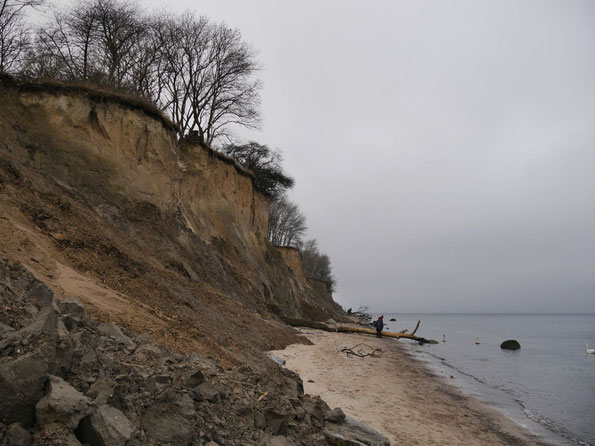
[53,0,595,312]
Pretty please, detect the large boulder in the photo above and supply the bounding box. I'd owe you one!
[27,282,55,309]
[141,407,191,445]
[97,323,134,347]
[36,375,92,429]
[500,340,521,350]
[58,299,87,319]
[0,350,54,426]
[75,405,134,446]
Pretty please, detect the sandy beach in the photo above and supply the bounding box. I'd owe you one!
[271,329,549,446]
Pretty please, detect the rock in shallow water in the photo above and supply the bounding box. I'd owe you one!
[500,339,521,350]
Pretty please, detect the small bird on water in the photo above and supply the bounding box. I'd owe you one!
[442,334,446,343]
[475,337,480,345]
[587,344,595,354]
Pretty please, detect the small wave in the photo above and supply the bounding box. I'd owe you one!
[416,349,591,445]
[518,401,592,446]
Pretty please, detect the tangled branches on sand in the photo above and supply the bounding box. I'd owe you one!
[341,343,383,358]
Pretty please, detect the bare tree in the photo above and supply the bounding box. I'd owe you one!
[32,4,98,80]
[267,194,307,248]
[154,13,261,144]
[22,4,261,146]
[29,0,147,88]
[221,142,294,197]
[93,0,147,88]
[0,0,44,72]
[299,239,336,292]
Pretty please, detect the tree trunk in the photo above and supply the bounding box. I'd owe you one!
[281,317,436,344]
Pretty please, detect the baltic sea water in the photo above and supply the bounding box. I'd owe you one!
[377,313,595,445]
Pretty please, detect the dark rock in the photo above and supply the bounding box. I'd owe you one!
[185,370,206,387]
[500,339,521,350]
[0,349,53,426]
[155,374,171,384]
[75,405,133,446]
[175,394,196,418]
[265,409,288,436]
[141,408,191,445]
[195,381,220,402]
[27,282,54,308]
[21,306,59,337]
[58,299,87,319]
[36,375,92,429]
[324,407,345,423]
[97,323,134,347]
[325,415,390,446]
[132,343,164,362]
[5,422,32,446]
[85,379,117,405]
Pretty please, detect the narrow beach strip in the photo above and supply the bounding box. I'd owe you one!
[271,328,549,446]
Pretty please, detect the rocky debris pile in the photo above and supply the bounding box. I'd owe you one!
[0,254,390,445]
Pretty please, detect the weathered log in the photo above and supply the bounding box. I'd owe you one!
[282,317,435,344]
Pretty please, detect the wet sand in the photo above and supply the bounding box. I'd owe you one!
[271,329,549,446]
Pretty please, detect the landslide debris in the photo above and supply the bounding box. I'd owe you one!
[0,255,389,445]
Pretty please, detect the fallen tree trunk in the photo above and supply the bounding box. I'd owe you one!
[282,317,436,345]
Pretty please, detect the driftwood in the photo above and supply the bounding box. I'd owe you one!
[282,317,436,344]
[341,343,383,358]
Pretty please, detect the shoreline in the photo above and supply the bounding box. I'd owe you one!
[271,328,550,446]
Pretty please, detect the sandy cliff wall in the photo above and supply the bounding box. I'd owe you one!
[0,79,343,355]
[7,89,269,244]
[276,247,306,281]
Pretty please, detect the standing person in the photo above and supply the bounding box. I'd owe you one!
[374,315,385,338]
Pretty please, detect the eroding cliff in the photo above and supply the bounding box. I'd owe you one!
[0,78,344,364]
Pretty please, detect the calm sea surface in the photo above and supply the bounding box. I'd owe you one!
[377,313,595,445]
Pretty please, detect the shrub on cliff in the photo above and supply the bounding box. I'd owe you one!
[221,142,294,197]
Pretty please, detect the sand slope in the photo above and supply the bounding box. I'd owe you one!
[271,329,549,446]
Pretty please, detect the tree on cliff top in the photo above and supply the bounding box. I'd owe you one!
[221,142,294,197]
[18,2,261,147]
[0,0,45,72]
[152,13,261,145]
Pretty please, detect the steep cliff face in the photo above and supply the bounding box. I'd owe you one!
[276,247,306,282]
[0,78,344,363]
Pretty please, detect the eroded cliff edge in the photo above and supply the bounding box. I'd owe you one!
[0,77,344,364]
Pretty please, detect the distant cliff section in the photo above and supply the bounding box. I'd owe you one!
[0,76,344,363]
